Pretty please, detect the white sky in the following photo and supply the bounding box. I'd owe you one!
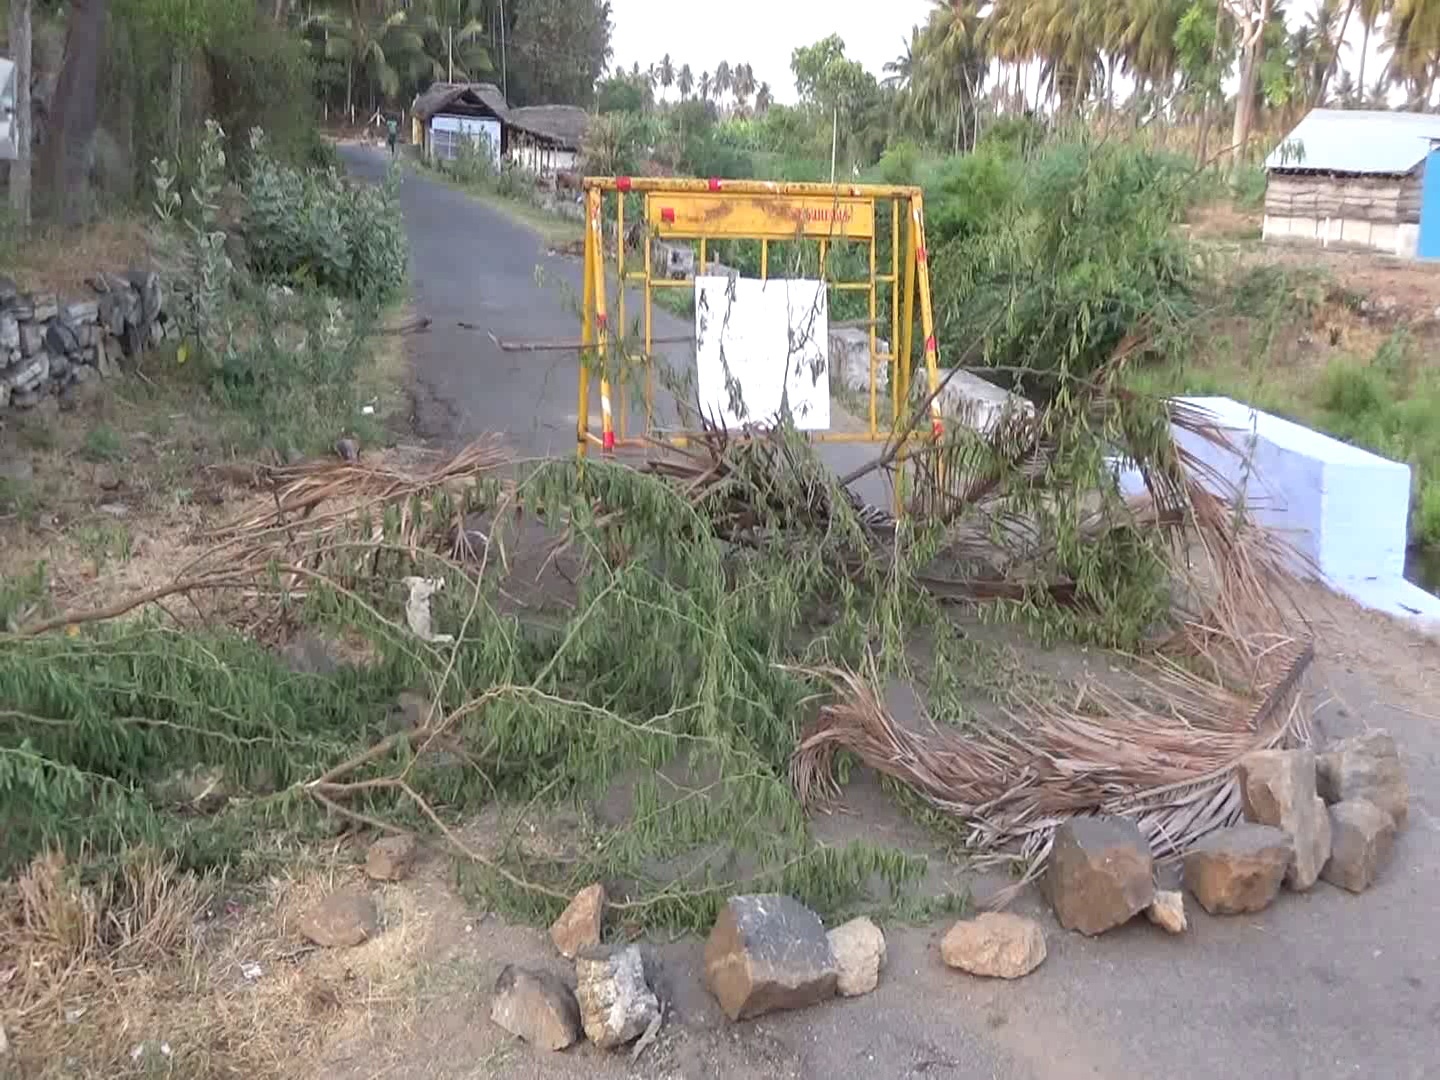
[607,0,1398,108]
[607,0,936,104]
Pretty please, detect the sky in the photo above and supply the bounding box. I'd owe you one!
[606,0,1397,110]
[607,0,937,104]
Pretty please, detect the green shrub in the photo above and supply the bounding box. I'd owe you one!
[1320,361,1390,425]
[243,132,407,303]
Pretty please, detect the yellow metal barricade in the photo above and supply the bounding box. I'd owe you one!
[577,177,944,496]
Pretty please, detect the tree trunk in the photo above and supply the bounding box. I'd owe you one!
[1229,0,1270,180]
[36,0,108,225]
[170,55,184,158]
[8,0,33,228]
[1196,0,1225,166]
[1357,19,1370,104]
[1314,0,1355,107]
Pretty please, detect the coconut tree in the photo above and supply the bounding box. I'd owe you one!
[698,69,712,100]
[422,0,494,84]
[1356,0,1393,99]
[659,53,675,99]
[678,62,694,99]
[714,60,732,102]
[755,81,773,111]
[734,62,756,109]
[305,6,421,119]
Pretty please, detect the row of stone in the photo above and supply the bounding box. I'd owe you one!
[1047,731,1408,936]
[0,271,168,411]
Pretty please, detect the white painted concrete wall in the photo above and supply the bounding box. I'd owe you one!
[933,370,1035,435]
[430,115,500,165]
[1262,214,1420,258]
[1117,396,1440,626]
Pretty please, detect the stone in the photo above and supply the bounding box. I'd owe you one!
[575,945,660,1048]
[48,352,69,379]
[1184,824,1293,915]
[0,275,17,305]
[1321,799,1396,893]
[19,323,43,357]
[151,763,230,811]
[703,894,838,1021]
[364,835,417,882]
[550,883,605,959]
[45,321,80,356]
[280,630,345,675]
[828,327,891,393]
[93,464,122,492]
[129,270,163,325]
[1237,749,1333,890]
[827,916,886,997]
[1145,890,1188,934]
[297,889,379,947]
[1317,731,1408,829]
[335,437,360,463]
[941,912,1047,978]
[489,965,582,1051]
[65,300,100,325]
[73,363,98,385]
[0,314,17,352]
[0,382,9,409]
[934,369,1035,434]
[31,293,58,322]
[11,389,40,409]
[1044,816,1155,935]
[7,355,49,392]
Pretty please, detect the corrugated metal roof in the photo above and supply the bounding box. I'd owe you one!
[1266,109,1440,175]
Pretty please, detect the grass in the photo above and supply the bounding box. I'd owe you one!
[82,424,126,463]
[410,156,582,251]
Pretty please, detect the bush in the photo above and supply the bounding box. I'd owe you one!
[243,132,407,303]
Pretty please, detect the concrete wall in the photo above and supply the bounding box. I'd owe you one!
[509,140,578,176]
[429,115,501,165]
[1262,213,1420,257]
[1117,396,1440,626]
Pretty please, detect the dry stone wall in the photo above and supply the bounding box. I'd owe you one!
[0,272,172,412]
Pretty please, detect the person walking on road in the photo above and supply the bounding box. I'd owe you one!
[386,116,399,158]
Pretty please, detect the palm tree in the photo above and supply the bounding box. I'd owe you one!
[1355,0,1392,100]
[884,28,919,90]
[1305,0,1352,105]
[911,0,987,148]
[698,69,712,101]
[734,62,756,109]
[306,6,423,119]
[422,0,493,85]
[678,62,694,99]
[659,53,675,99]
[714,60,732,102]
[755,81,773,111]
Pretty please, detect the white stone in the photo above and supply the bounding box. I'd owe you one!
[933,370,1034,435]
[829,327,890,395]
[826,916,886,997]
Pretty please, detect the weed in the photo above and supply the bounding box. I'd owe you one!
[82,424,126,463]
[72,521,135,566]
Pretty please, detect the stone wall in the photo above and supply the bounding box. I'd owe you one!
[0,272,171,412]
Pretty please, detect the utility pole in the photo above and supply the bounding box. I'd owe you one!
[448,25,453,82]
[499,0,508,100]
[829,106,838,183]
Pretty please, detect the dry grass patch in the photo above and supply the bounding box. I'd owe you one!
[0,853,434,1079]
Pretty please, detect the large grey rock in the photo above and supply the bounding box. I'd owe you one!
[1317,731,1408,829]
[490,966,581,1051]
[550,883,605,959]
[1045,816,1155,935]
[65,300,99,325]
[128,270,163,324]
[19,322,43,357]
[31,293,57,322]
[0,314,17,352]
[1237,749,1332,890]
[829,327,890,394]
[1184,824,1292,915]
[45,321,80,356]
[934,369,1035,434]
[296,889,378,947]
[7,355,49,392]
[703,894,838,1021]
[1322,798,1397,893]
[827,916,886,997]
[940,912,1047,978]
[575,945,660,1049]
[48,351,69,379]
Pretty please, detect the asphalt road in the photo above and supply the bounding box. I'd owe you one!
[341,143,1440,1079]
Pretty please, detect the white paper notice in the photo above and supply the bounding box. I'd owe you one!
[693,276,830,432]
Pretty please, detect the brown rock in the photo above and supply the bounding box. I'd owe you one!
[1321,799,1397,893]
[826,917,886,997]
[489,965,581,1051]
[1317,731,1408,829]
[1145,890,1187,934]
[297,889,379,947]
[1045,816,1155,935]
[575,945,659,1048]
[365,835,416,882]
[1237,749,1332,890]
[1184,824,1292,915]
[940,913,1046,978]
[550,883,605,959]
[703,894,838,1021]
